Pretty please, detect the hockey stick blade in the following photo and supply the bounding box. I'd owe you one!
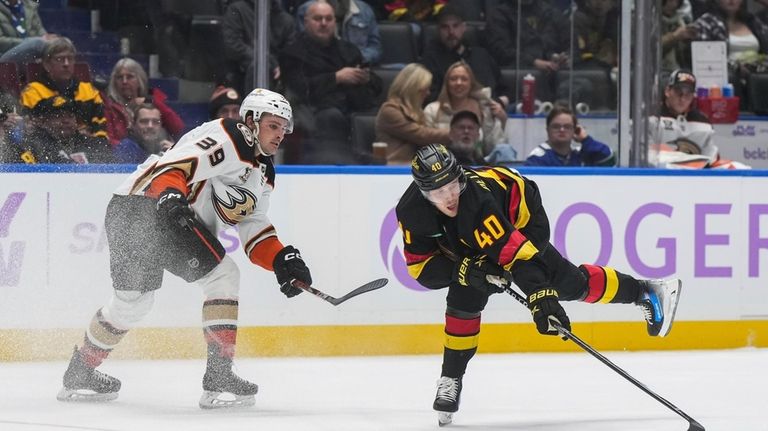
[504,286,705,431]
[291,278,388,306]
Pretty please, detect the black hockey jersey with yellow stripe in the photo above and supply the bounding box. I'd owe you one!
[396,166,550,289]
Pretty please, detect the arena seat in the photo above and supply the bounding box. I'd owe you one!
[0,62,21,95]
[748,73,768,115]
[556,69,615,111]
[350,113,377,155]
[372,67,400,106]
[378,21,418,67]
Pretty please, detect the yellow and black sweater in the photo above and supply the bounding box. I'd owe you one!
[20,75,108,141]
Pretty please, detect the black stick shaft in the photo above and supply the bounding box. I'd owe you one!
[505,287,705,431]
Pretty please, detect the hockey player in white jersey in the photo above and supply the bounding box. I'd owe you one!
[57,89,313,409]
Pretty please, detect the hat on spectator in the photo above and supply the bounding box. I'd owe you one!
[33,96,77,117]
[450,110,480,127]
[668,69,696,92]
[209,86,242,119]
[436,3,464,22]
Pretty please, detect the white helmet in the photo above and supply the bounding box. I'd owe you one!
[239,88,293,134]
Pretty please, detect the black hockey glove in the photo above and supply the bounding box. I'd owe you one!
[452,256,506,295]
[156,188,195,229]
[273,245,312,298]
[527,288,571,336]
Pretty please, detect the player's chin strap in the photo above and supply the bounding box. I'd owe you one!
[487,272,705,431]
[251,122,270,157]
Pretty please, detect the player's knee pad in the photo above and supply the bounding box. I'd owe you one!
[198,255,240,299]
[101,290,155,330]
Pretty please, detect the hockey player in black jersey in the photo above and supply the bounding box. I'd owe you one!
[395,144,682,426]
[57,89,313,409]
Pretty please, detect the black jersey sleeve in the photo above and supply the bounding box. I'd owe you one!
[396,184,455,289]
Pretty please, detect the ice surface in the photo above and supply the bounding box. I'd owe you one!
[0,349,766,430]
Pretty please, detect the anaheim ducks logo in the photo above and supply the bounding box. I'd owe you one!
[212,184,257,225]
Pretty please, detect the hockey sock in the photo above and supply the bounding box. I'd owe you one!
[579,264,642,304]
[81,309,128,368]
[441,313,481,378]
[202,299,239,361]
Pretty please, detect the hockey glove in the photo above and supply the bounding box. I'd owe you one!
[528,288,571,336]
[156,188,195,229]
[273,245,312,298]
[452,256,506,295]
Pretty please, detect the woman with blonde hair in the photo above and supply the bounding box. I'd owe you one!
[424,61,507,158]
[102,58,184,146]
[375,63,450,164]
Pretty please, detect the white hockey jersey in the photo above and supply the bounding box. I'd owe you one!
[114,118,279,266]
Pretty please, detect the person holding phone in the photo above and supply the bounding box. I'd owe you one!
[525,104,615,167]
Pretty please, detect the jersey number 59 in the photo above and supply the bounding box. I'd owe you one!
[196,137,226,167]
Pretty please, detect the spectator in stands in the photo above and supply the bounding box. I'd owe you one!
[296,0,382,66]
[17,99,113,164]
[421,4,510,106]
[279,0,382,163]
[446,110,483,165]
[0,0,56,64]
[385,0,445,22]
[525,105,615,167]
[661,0,696,72]
[223,0,297,93]
[573,0,619,70]
[20,37,108,143]
[374,63,449,164]
[689,0,768,109]
[209,85,242,120]
[650,69,716,167]
[0,91,22,162]
[113,103,173,164]
[423,61,506,158]
[485,0,570,103]
[102,58,184,146]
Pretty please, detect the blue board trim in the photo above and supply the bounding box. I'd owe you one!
[1,164,767,177]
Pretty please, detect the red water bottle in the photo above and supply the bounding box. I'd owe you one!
[522,73,536,116]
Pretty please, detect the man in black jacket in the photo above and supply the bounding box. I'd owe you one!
[421,4,510,107]
[279,0,381,164]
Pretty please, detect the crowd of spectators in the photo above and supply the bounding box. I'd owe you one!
[0,0,766,167]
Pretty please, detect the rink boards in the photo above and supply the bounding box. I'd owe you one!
[0,165,766,360]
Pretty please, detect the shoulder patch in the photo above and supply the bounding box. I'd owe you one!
[222,118,256,165]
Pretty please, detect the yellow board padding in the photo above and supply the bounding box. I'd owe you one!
[1,320,766,362]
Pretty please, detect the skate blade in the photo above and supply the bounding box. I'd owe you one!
[199,391,256,409]
[56,387,118,403]
[659,280,682,337]
[437,411,453,427]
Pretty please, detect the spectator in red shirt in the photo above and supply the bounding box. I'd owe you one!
[103,58,184,146]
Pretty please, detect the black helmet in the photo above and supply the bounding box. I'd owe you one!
[412,144,464,191]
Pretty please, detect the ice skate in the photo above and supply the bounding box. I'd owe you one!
[57,346,120,402]
[637,279,682,337]
[199,355,258,409]
[433,376,462,426]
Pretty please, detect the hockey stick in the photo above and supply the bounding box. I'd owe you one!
[290,278,388,306]
[502,286,705,431]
